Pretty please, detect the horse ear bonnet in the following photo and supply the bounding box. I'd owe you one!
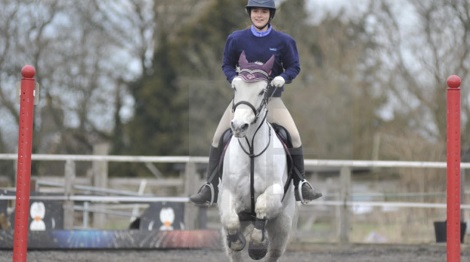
[238,51,274,83]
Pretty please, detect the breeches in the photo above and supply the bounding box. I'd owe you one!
[211,97,302,148]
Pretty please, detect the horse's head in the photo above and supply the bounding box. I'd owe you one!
[231,51,275,138]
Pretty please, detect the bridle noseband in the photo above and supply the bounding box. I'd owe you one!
[231,95,267,125]
[231,83,275,125]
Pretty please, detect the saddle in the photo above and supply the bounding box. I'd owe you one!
[219,123,293,160]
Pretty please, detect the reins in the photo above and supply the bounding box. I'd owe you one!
[241,112,270,216]
[232,84,281,216]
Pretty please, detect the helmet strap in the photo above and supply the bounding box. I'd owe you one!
[253,21,270,31]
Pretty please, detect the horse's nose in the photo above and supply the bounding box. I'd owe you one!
[231,120,249,136]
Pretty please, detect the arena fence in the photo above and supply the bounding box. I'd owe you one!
[0,154,469,248]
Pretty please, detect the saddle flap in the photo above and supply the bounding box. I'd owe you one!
[271,123,293,148]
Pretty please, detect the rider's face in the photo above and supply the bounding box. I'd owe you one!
[250,8,270,31]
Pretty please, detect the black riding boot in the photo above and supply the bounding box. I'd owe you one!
[189,146,223,206]
[290,146,322,204]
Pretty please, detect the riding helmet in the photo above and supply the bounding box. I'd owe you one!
[246,0,276,19]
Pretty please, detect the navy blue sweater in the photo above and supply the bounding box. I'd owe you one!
[222,25,301,97]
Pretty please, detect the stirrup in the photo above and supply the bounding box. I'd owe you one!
[200,183,216,206]
[297,180,313,205]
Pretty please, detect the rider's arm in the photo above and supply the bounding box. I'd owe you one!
[279,36,301,84]
[222,34,239,84]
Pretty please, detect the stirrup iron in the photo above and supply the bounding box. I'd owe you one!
[297,180,310,205]
[201,183,216,206]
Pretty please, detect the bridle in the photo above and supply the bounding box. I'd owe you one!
[231,83,273,156]
[231,81,278,139]
[231,85,271,126]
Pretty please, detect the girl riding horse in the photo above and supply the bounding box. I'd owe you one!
[190,0,322,206]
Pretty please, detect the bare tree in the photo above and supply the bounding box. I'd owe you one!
[369,0,470,147]
[0,1,155,178]
[358,0,470,227]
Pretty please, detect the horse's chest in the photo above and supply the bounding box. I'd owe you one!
[224,169,268,198]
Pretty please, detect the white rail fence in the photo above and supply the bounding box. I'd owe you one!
[0,153,469,244]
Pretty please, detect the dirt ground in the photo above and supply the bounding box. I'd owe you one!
[1,243,469,262]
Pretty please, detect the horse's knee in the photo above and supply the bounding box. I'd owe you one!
[256,186,284,218]
[255,199,267,218]
[256,199,282,219]
[222,214,240,235]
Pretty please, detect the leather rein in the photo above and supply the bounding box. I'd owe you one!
[231,85,289,217]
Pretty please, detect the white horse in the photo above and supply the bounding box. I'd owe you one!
[218,51,296,262]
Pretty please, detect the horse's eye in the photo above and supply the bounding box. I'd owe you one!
[258,89,266,96]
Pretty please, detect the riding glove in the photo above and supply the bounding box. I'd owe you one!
[271,76,285,87]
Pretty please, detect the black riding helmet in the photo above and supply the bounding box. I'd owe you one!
[246,0,276,20]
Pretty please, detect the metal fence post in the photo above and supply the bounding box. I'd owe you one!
[13,65,36,262]
[446,74,461,261]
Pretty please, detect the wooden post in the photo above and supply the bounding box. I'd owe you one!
[184,161,198,229]
[339,166,351,244]
[63,160,75,229]
[92,143,109,228]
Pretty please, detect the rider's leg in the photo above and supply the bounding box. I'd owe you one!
[189,146,223,205]
[289,146,322,203]
[267,98,322,204]
[189,103,233,206]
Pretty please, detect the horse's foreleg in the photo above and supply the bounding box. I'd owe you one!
[255,183,284,218]
[219,189,245,252]
[219,190,240,235]
[247,184,283,260]
[251,183,283,243]
[265,212,294,262]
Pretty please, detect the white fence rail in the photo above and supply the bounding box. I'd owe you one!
[0,153,468,244]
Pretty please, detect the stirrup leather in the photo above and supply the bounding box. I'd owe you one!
[200,183,216,206]
[297,180,311,205]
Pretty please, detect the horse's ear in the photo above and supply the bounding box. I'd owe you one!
[263,55,275,72]
[238,51,249,68]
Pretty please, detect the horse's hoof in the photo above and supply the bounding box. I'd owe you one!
[248,240,268,260]
[227,233,246,251]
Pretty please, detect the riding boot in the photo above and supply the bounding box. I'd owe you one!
[289,146,322,204]
[189,146,223,206]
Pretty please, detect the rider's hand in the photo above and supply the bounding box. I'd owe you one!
[231,76,243,89]
[271,76,285,88]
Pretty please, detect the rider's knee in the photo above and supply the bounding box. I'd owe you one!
[290,133,301,148]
